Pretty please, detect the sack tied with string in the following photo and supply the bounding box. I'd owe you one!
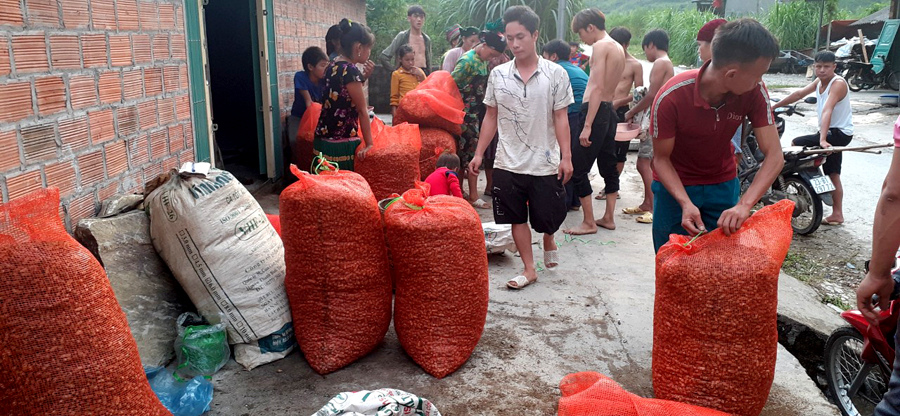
[393,71,465,136]
[0,188,169,415]
[418,128,458,180]
[355,122,422,200]
[653,200,794,416]
[383,186,489,378]
[295,102,322,172]
[281,164,393,374]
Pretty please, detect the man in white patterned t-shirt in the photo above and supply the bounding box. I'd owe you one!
[468,5,574,290]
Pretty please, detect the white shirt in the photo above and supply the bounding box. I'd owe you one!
[816,75,853,136]
[484,56,574,176]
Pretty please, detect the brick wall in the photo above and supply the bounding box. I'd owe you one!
[0,0,194,230]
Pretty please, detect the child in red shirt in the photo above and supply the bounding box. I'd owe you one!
[425,152,464,198]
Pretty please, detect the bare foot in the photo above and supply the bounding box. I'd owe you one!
[595,217,616,230]
[564,222,598,235]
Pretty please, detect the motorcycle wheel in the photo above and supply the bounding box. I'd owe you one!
[781,176,823,235]
[847,72,864,92]
[825,326,891,416]
[888,71,900,91]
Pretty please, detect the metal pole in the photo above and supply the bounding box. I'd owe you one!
[557,0,566,40]
[814,0,825,52]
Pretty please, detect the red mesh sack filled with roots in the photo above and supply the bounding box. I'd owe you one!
[653,200,795,415]
[0,188,169,415]
[383,185,489,378]
[558,372,730,416]
[294,102,322,172]
[418,128,458,180]
[280,163,393,374]
[394,71,464,136]
[355,123,422,200]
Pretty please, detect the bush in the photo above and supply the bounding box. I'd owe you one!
[760,1,818,51]
[645,9,718,66]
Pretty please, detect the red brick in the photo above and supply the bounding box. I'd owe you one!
[175,3,183,28]
[90,0,115,29]
[77,150,104,187]
[104,140,127,178]
[34,76,67,115]
[128,134,149,166]
[167,124,183,152]
[88,108,115,143]
[0,0,24,26]
[20,123,57,163]
[183,123,193,149]
[12,34,48,73]
[132,33,150,64]
[170,33,185,60]
[97,70,122,104]
[116,105,137,136]
[158,3,173,29]
[44,160,77,197]
[60,0,89,29]
[139,1,157,31]
[109,34,131,67]
[81,33,107,68]
[66,192,96,224]
[137,99,156,129]
[6,169,43,201]
[125,171,142,193]
[97,180,118,202]
[149,128,166,160]
[0,130,20,171]
[178,64,188,89]
[160,154,177,172]
[26,0,59,27]
[175,94,190,121]
[122,68,142,100]
[49,35,80,69]
[0,36,9,76]
[143,67,161,96]
[68,74,97,109]
[158,97,174,126]
[58,116,89,151]
[151,34,168,61]
[0,82,34,122]
[116,0,139,31]
[163,65,178,92]
[142,160,161,185]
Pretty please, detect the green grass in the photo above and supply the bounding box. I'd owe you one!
[782,251,820,284]
[822,295,853,311]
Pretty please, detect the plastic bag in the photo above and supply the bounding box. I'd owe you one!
[558,372,730,416]
[355,123,423,200]
[0,188,169,414]
[653,201,794,416]
[482,221,517,254]
[145,367,213,416]
[174,312,231,380]
[281,163,393,374]
[295,103,322,172]
[394,71,465,136]
[383,186,489,378]
[418,128,458,180]
[313,389,442,416]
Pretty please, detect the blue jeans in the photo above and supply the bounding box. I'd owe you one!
[876,329,900,415]
[651,178,740,253]
[565,111,585,209]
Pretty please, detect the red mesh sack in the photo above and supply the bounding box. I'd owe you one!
[0,188,169,415]
[280,164,393,374]
[417,70,464,103]
[358,115,386,140]
[383,186,489,378]
[355,123,422,200]
[295,102,322,172]
[266,213,281,237]
[558,372,730,416]
[395,71,464,136]
[653,200,794,416]
[418,128,458,180]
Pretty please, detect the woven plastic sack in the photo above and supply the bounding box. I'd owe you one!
[173,312,230,380]
[558,372,730,416]
[653,200,794,416]
[383,186,489,378]
[295,103,322,172]
[355,123,423,200]
[0,188,169,414]
[418,128,458,180]
[394,71,465,136]
[280,163,392,374]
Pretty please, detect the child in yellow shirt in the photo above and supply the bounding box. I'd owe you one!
[391,45,426,116]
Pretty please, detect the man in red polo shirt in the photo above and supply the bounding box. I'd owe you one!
[650,19,785,252]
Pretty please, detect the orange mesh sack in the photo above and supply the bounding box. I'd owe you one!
[418,128,458,180]
[558,372,730,416]
[383,187,489,378]
[653,200,795,416]
[280,164,393,374]
[0,188,169,415]
[395,71,465,136]
[358,115,386,140]
[295,102,322,172]
[355,123,423,200]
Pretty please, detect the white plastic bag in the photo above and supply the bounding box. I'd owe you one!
[482,222,516,254]
[312,389,441,416]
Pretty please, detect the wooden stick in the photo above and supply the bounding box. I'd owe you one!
[859,29,869,64]
[799,143,892,155]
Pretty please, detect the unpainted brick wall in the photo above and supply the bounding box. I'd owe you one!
[0,0,194,230]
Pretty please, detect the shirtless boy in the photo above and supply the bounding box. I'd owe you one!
[609,27,643,177]
[565,8,626,235]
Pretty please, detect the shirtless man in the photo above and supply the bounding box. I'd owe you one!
[380,5,433,74]
[609,27,643,177]
[565,8,626,235]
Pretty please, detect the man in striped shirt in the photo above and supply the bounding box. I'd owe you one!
[649,19,784,252]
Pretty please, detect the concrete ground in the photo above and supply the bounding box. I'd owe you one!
[220,157,841,415]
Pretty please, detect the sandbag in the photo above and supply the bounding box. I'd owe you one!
[384,186,489,378]
[0,188,169,414]
[281,164,392,374]
[147,168,295,370]
[355,123,422,200]
[395,71,465,136]
[558,372,730,416]
[295,103,322,172]
[653,200,794,416]
[418,128,458,180]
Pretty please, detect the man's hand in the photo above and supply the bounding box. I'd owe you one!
[718,203,752,237]
[579,126,592,148]
[857,271,894,326]
[681,203,706,236]
[558,157,574,184]
[357,145,373,161]
[819,139,832,149]
[468,155,484,177]
[624,110,634,123]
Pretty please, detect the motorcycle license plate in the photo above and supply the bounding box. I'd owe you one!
[810,175,835,194]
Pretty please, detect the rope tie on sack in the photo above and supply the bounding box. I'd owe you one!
[311,153,339,174]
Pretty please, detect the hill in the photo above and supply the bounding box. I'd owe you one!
[589,0,884,15]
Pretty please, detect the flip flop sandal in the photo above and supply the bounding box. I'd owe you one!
[622,207,648,215]
[507,275,536,290]
[636,212,653,224]
[471,199,491,209]
[824,221,843,226]
[544,250,559,269]
[595,192,621,200]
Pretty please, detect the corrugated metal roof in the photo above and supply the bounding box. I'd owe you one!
[851,6,890,26]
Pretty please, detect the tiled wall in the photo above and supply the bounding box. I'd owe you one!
[0,0,194,229]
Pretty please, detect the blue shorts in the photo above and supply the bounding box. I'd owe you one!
[651,178,740,253]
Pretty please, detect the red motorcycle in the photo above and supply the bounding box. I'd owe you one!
[825,257,900,416]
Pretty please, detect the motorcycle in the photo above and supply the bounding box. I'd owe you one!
[740,99,835,235]
[843,59,900,92]
[824,256,900,416]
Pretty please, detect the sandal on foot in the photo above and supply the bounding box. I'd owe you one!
[636,212,653,224]
[507,275,536,289]
[471,199,491,209]
[622,206,648,215]
[595,192,621,200]
[544,250,559,269]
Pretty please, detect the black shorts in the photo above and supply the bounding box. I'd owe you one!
[572,102,619,197]
[491,169,567,235]
[615,141,629,163]
[615,106,628,123]
[792,128,853,175]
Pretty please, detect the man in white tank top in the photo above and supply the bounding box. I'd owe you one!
[773,51,853,225]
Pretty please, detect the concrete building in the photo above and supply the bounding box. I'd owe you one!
[0,0,364,228]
